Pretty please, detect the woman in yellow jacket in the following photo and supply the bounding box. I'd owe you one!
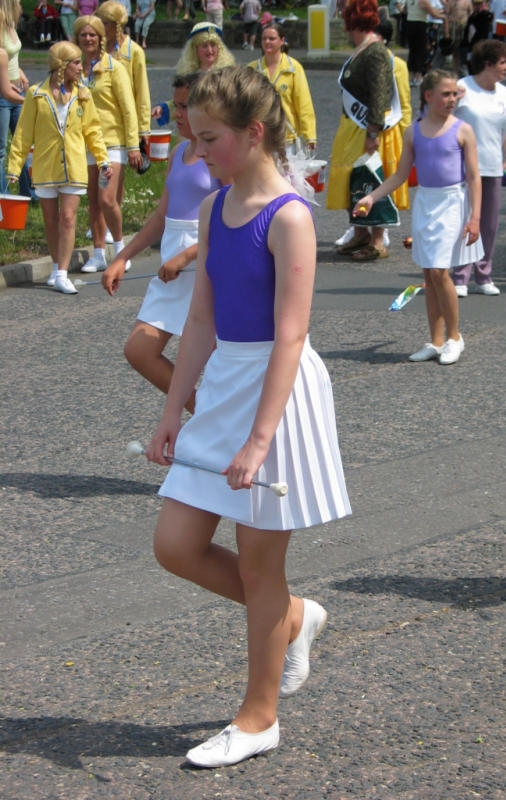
[74,14,141,273]
[96,1,151,146]
[7,42,110,294]
[249,22,316,153]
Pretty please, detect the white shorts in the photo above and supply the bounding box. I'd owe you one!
[35,185,87,199]
[87,146,127,166]
[137,217,198,335]
[159,337,351,531]
[412,183,484,269]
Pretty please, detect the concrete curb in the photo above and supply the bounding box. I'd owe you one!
[0,238,136,291]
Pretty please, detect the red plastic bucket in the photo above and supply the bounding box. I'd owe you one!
[305,160,327,193]
[148,130,171,162]
[495,19,506,36]
[0,193,30,230]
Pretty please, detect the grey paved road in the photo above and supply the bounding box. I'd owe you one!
[1,52,505,799]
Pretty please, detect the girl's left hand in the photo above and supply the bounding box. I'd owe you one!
[224,439,270,491]
[463,218,480,245]
[128,149,142,170]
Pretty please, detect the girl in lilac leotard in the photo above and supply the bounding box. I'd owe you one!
[103,73,220,413]
[353,69,483,365]
[145,66,351,768]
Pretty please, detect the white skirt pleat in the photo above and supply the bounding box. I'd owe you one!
[136,217,198,335]
[158,338,351,531]
[411,183,484,270]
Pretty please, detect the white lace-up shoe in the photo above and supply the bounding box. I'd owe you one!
[279,599,327,698]
[455,284,468,298]
[439,335,465,365]
[474,282,500,296]
[81,255,107,273]
[186,720,279,768]
[408,343,443,362]
[53,275,78,294]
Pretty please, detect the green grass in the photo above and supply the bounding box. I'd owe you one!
[0,160,167,266]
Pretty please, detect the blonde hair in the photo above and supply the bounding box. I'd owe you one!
[48,41,90,102]
[74,15,107,71]
[0,0,21,34]
[189,66,287,163]
[96,1,128,55]
[176,25,235,75]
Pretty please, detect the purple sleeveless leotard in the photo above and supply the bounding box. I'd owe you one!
[414,119,465,188]
[166,142,220,219]
[207,187,313,342]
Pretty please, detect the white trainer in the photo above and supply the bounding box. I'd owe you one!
[408,343,443,362]
[474,282,500,296]
[54,275,78,294]
[279,598,328,698]
[186,720,279,768]
[81,256,107,273]
[455,284,468,298]
[439,335,465,365]
[46,273,57,287]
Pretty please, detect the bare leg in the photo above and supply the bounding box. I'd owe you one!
[124,322,196,412]
[39,197,59,264]
[87,165,107,248]
[98,162,124,242]
[233,524,292,732]
[428,267,459,342]
[153,500,303,641]
[56,194,81,271]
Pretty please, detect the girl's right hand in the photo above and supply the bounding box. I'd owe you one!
[145,416,181,466]
[151,105,162,119]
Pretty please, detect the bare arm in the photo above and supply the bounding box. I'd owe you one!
[353,125,415,218]
[225,200,316,490]
[0,50,23,104]
[146,193,218,465]
[459,120,481,244]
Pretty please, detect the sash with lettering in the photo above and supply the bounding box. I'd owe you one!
[338,54,402,131]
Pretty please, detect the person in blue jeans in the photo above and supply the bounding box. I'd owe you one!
[0,0,35,198]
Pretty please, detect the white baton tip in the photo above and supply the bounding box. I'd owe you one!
[126,440,145,457]
[271,482,288,497]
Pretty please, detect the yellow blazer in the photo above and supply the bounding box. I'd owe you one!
[118,36,151,138]
[85,53,139,150]
[7,78,108,188]
[249,53,317,145]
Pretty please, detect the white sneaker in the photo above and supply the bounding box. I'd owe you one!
[46,273,57,287]
[85,228,92,239]
[335,226,355,247]
[54,275,78,294]
[455,285,468,298]
[439,335,464,365]
[186,721,279,768]
[81,256,107,273]
[408,343,443,362]
[474,282,500,296]
[241,41,249,49]
[40,33,45,42]
[279,598,327,698]
[46,33,51,41]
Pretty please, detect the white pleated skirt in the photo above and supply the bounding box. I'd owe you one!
[411,183,484,270]
[158,337,352,531]
[136,217,198,335]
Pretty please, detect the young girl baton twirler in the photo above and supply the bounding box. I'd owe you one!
[354,69,483,365]
[145,66,351,768]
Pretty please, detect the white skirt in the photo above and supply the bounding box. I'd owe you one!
[136,217,198,335]
[158,338,352,531]
[412,183,484,270]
